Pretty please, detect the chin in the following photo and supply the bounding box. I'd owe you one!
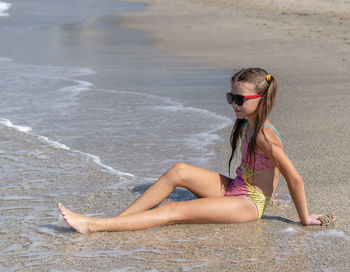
[235,113,246,119]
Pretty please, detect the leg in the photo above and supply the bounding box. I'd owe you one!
[119,162,232,216]
[58,196,258,234]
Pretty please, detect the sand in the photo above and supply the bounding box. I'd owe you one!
[121,0,350,69]
[114,0,350,270]
[318,214,336,227]
[1,0,349,271]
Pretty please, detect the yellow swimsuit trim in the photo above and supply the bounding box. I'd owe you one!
[241,165,273,219]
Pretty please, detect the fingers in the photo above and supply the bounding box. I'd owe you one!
[311,214,337,226]
[309,214,322,225]
[313,218,322,225]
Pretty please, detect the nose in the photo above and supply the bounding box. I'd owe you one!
[232,103,239,109]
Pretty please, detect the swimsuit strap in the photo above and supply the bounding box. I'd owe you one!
[240,121,281,140]
[240,119,248,129]
[263,125,282,140]
[240,120,248,138]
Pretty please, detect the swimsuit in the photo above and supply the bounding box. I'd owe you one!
[224,120,281,219]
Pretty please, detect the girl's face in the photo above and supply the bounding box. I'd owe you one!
[230,81,262,120]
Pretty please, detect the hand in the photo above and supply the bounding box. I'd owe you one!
[302,214,322,226]
[302,214,337,226]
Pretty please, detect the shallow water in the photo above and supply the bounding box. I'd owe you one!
[0,0,349,271]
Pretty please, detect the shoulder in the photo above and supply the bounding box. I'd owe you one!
[256,121,282,153]
[256,123,301,183]
[256,122,297,178]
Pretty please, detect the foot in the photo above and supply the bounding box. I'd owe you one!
[58,203,95,234]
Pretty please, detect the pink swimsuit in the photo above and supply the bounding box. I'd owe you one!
[225,121,281,218]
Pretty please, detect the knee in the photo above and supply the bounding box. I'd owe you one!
[158,202,182,224]
[168,162,189,187]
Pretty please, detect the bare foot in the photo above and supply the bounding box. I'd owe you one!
[58,203,95,234]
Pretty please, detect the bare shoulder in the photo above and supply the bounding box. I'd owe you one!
[256,121,282,153]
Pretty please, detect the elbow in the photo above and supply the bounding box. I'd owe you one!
[287,174,304,189]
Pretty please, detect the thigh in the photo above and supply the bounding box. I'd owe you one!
[168,196,259,224]
[175,163,232,198]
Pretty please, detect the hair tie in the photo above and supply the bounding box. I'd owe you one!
[266,74,271,83]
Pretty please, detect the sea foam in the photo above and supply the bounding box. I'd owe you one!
[0,1,11,17]
[0,117,135,180]
[0,118,32,132]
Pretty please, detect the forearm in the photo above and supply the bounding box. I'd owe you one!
[286,177,309,224]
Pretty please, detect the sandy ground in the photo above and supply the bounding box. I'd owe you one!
[114,0,350,270]
[2,1,349,271]
[122,0,350,69]
[120,0,350,225]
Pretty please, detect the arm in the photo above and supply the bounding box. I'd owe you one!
[270,147,311,225]
[257,130,321,225]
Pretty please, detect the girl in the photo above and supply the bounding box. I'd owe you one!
[58,67,327,234]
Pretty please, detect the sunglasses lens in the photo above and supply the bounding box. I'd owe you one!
[234,95,244,106]
[227,93,244,106]
[226,93,233,104]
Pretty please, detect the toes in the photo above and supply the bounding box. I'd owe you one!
[58,203,64,211]
[58,203,68,217]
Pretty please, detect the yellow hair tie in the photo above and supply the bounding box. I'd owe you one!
[266,74,271,82]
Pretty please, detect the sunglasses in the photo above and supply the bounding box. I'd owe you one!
[226,92,263,106]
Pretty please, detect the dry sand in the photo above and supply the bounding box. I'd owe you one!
[122,0,350,69]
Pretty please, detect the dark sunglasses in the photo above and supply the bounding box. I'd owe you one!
[226,92,263,106]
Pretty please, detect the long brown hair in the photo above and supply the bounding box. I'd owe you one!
[228,68,278,176]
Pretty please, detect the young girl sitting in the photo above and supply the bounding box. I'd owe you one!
[59,67,329,234]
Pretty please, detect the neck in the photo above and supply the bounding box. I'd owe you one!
[246,116,256,132]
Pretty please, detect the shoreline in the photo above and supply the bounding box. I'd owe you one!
[1,0,349,270]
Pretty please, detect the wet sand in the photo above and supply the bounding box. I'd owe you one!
[1,0,350,271]
[116,0,350,270]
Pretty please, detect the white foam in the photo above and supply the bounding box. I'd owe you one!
[0,58,232,177]
[0,118,135,179]
[0,56,95,81]
[0,118,32,132]
[76,151,135,178]
[104,88,232,160]
[0,57,96,114]
[0,1,11,17]
[56,79,94,102]
[37,135,70,150]
[102,88,232,135]
[151,99,231,126]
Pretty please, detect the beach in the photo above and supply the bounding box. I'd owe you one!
[0,0,349,271]
[120,0,350,270]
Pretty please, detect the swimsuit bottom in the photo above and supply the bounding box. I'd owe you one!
[224,176,272,219]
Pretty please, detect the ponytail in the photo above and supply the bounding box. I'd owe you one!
[228,68,278,175]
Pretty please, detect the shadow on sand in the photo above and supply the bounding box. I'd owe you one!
[131,183,197,202]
